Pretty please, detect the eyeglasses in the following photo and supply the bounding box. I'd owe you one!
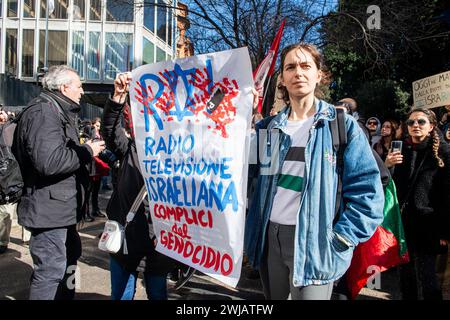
[367,121,377,125]
[406,118,428,126]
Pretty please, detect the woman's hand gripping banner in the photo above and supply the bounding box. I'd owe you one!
[130,47,254,287]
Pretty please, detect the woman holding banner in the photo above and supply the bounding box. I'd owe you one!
[244,43,385,300]
[101,73,176,300]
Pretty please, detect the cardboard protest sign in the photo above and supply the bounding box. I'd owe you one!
[412,71,450,109]
[130,47,253,287]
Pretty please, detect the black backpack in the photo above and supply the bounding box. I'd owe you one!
[0,117,23,204]
[329,107,390,223]
[330,107,348,223]
[0,93,67,204]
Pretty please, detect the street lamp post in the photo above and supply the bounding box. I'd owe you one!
[43,0,54,73]
[44,0,50,71]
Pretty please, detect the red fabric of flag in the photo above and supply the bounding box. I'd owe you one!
[345,179,409,299]
[253,19,286,113]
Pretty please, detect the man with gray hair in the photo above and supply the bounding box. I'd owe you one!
[12,65,105,300]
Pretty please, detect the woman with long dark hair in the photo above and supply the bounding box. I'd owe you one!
[373,120,398,161]
[385,107,450,300]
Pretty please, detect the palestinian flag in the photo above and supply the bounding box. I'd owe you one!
[346,178,409,299]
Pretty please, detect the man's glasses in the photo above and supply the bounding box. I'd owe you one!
[367,121,377,125]
[406,118,428,126]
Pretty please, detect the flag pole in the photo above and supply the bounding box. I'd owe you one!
[252,18,286,115]
[44,0,50,71]
[261,74,274,115]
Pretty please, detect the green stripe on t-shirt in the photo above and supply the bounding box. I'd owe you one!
[278,174,303,192]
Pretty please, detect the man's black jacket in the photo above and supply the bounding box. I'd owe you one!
[12,90,93,228]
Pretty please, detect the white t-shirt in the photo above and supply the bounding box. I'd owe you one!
[269,116,314,225]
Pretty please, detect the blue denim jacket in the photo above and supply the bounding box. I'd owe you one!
[244,99,384,286]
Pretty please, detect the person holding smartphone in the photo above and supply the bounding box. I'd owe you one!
[373,120,399,161]
[385,107,450,300]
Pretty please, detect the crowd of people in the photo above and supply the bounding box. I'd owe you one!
[0,41,449,301]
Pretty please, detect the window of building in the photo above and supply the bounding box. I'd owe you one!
[156,47,166,62]
[105,33,133,80]
[7,0,18,17]
[89,0,101,21]
[40,0,68,19]
[39,30,68,69]
[73,0,85,20]
[168,8,173,47]
[23,0,36,18]
[87,31,101,80]
[22,29,35,77]
[156,0,167,42]
[143,38,154,65]
[144,0,155,33]
[0,1,2,17]
[72,31,85,79]
[106,0,133,22]
[5,29,18,75]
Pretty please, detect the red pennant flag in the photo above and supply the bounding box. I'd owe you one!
[253,19,286,113]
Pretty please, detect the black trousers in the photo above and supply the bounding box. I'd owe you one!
[399,251,442,300]
[28,225,82,300]
[91,178,101,212]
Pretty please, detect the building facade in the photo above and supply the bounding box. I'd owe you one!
[176,1,192,58]
[0,0,192,108]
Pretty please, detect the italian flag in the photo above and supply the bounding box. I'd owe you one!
[346,178,410,299]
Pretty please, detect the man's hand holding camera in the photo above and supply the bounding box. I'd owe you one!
[85,139,106,157]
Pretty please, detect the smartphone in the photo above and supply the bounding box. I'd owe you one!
[391,140,403,153]
[205,88,225,114]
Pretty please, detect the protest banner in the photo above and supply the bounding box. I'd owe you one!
[412,70,450,109]
[130,47,254,287]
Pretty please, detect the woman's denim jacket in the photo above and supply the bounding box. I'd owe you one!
[244,100,384,286]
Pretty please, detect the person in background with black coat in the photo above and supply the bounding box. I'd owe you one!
[101,72,176,300]
[373,120,399,161]
[332,98,390,300]
[0,105,14,254]
[385,107,450,300]
[12,65,105,300]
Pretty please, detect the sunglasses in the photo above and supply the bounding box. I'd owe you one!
[406,118,428,126]
[367,121,377,125]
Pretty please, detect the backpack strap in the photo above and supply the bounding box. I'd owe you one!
[330,107,347,225]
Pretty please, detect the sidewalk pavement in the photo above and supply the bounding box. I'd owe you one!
[1,188,449,300]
